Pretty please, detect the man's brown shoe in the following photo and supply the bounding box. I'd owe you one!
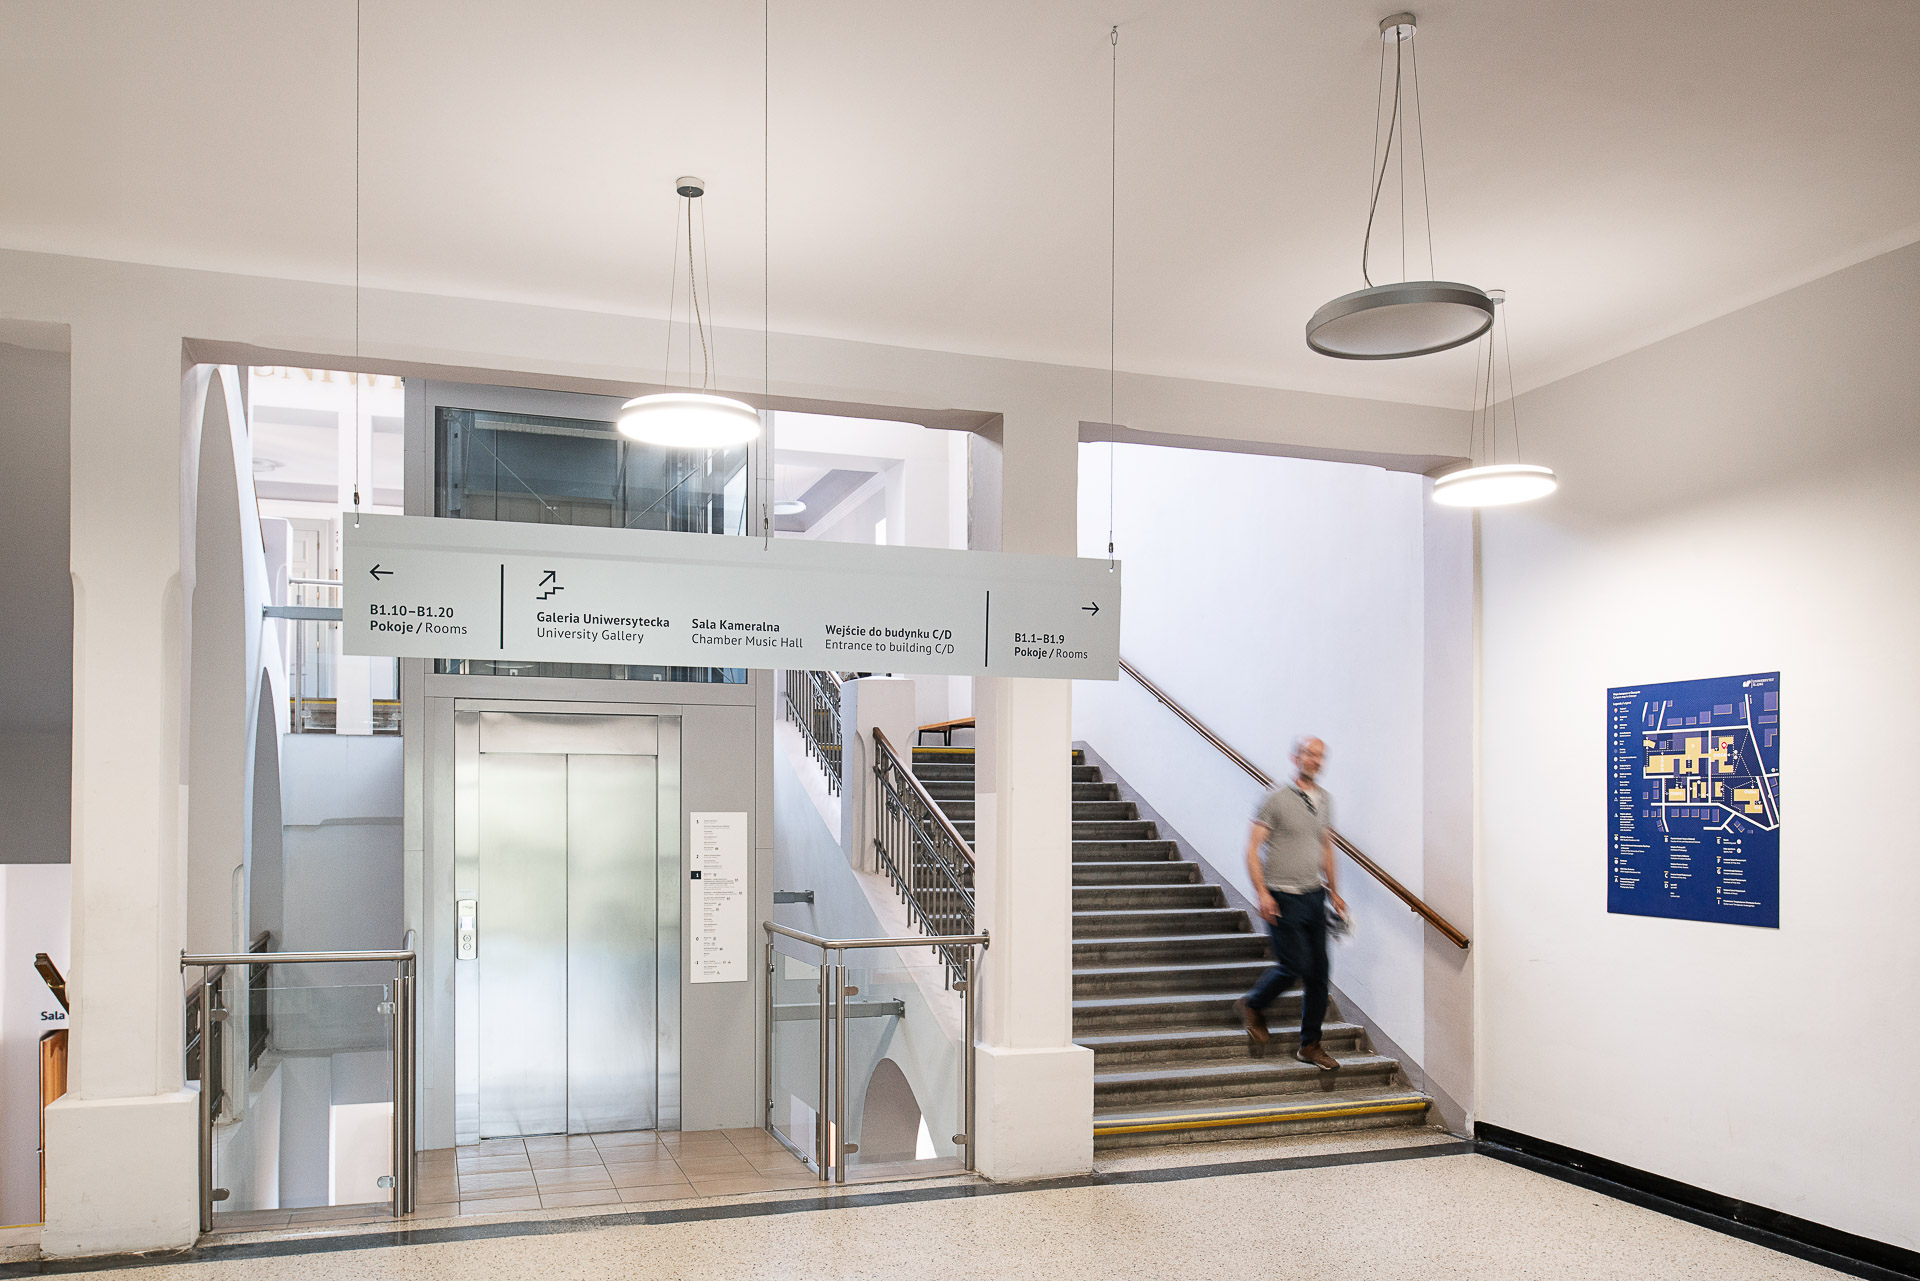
[1233,999,1269,1057]
[1295,1042,1338,1071]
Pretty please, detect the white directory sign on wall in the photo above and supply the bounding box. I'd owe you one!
[340,514,1120,680]
[689,812,749,984]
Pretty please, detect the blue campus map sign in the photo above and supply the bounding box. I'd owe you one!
[1607,672,1781,927]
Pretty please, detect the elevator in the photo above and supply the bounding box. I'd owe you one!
[452,708,682,1141]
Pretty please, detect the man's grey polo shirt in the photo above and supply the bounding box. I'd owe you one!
[1253,784,1332,895]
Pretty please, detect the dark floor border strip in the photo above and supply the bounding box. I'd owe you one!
[1475,1124,1920,1281]
[5,1139,1472,1276]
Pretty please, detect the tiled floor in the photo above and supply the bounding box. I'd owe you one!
[213,1128,820,1231]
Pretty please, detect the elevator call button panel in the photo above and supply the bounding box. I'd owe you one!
[457,899,478,960]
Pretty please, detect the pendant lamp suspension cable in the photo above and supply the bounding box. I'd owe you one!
[664,197,683,386]
[1361,21,1437,289]
[1410,33,1436,278]
[1360,34,1401,288]
[762,0,772,543]
[1501,299,1522,465]
[689,198,712,390]
[1107,22,1119,568]
[351,0,362,528]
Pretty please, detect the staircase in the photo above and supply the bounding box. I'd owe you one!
[909,742,1431,1149]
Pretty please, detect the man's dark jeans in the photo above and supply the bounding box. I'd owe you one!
[1242,887,1329,1047]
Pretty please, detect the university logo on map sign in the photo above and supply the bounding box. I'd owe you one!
[340,514,1121,680]
[1607,671,1781,928]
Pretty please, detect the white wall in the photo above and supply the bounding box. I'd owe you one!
[0,865,71,1224]
[0,336,71,865]
[1072,442,1438,1065]
[1477,241,1920,1249]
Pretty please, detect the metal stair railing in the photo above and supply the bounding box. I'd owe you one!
[1117,656,1470,950]
[871,727,976,986]
[783,669,845,794]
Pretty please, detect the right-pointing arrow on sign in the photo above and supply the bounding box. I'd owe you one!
[1082,601,1100,615]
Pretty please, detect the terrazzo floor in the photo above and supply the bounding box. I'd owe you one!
[29,1130,1862,1279]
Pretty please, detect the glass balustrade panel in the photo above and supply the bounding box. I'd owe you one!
[837,945,966,1181]
[767,942,826,1174]
[203,974,396,1223]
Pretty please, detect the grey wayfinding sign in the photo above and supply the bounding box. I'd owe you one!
[342,515,1122,680]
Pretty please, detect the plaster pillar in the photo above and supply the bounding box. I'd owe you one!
[968,416,1094,1180]
[838,677,918,873]
[42,322,200,1256]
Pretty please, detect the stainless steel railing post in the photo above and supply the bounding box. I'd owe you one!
[387,972,403,1218]
[963,944,977,1173]
[394,960,415,1215]
[763,940,774,1140]
[832,953,848,1185]
[197,964,214,1235]
[815,955,830,1180]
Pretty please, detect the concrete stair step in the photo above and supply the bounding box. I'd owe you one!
[939,800,975,821]
[951,821,975,841]
[1093,1053,1401,1107]
[911,762,976,782]
[1072,883,1224,912]
[919,780,973,800]
[1073,958,1270,998]
[911,747,976,762]
[1071,860,1201,886]
[1079,1022,1365,1068]
[1072,840,1179,862]
[1072,765,1102,783]
[1070,801,1140,821]
[1091,1087,1430,1150]
[1073,907,1246,937]
[1074,782,1120,801]
[1072,989,1303,1033]
[1074,820,1158,841]
[1071,932,1265,966]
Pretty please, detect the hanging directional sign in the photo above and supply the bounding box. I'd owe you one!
[340,514,1122,680]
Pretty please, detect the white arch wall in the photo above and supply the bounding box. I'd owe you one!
[184,365,282,958]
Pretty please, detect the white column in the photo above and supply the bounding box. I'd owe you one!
[43,322,199,1256]
[837,677,918,873]
[969,414,1093,1180]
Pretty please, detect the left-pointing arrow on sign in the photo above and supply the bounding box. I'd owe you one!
[369,564,393,580]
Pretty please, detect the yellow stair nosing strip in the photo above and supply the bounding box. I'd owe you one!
[1093,1097,1428,1136]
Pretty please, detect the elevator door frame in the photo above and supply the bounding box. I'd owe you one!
[452,702,682,1143]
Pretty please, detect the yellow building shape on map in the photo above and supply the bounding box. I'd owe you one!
[1732,786,1763,815]
[1645,734,1735,777]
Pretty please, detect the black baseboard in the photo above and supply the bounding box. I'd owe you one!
[1474,1123,1920,1281]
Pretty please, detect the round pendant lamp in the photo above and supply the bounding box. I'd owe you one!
[617,391,761,448]
[1306,14,1493,360]
[617,177,764,448]
[1307,281,1494,360]
[1432,462,1557,507]
[1432,290,1557,508]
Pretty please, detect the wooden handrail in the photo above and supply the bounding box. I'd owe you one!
[873,727,976,865]
[1116,656,1469,950]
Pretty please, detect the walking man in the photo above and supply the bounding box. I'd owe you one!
[1233,735,1346,1070]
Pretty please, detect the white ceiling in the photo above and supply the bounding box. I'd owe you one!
[1,1,1914,408]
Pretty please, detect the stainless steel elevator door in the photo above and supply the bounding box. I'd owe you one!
[566,753,657,1133]
[476,752,569,1137]
[473,713,659,1138]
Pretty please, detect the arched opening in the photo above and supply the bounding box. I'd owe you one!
[856,1058,925,1164]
